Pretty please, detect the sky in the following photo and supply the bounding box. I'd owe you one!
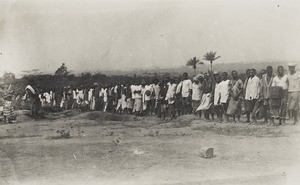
[0,0,300,76]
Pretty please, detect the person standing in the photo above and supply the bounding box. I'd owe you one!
[133,82,142,116]
[2,85,16,123]
[158,80,168,119]
[177,72,192,115]
[88,86,94,110]
[125,83,133,114]
[115,83,123,114]
[244,69,261,123]
[106,84,115,113]
[72,88,78,109]
[271,66,288,125]
[77,86,84,107]
[24,80,41,121]
[166,78,177,120]
[149,79,157,115]
[227,70,243,123]
[120,84,127,114]
[175,77,182,116]
[130,83,137,114]
[242,69,251,115]
[93,83,100,111]
[141,80,153,116]
[153,78,161,116]
[261,66,275,125]
[197,70,214,121]
[219,72,230,122]
[100,85,108,111]
[287,62,300,125]
[213,73,222,122]
[192,77,203,116]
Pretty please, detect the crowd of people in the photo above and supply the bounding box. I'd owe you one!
[1,63,299,125]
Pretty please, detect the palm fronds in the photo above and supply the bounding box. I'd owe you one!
[203,51,221,70]
[186,57,203,75]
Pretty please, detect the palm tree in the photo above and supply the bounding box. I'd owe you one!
[186,57,204,75]
[203,51,221,70]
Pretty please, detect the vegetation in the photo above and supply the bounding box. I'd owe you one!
[0,61,287,96]
[203,51,221,70]
[55,63,68,76]
[186,57,204,75]
[3,72,15,84]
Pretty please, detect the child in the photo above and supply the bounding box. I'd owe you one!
[3,85,16,123]
[3,97,16,123]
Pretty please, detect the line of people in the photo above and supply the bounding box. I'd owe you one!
[25,62,299,125]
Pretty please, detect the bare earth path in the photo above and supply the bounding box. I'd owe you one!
[0,110,300,185]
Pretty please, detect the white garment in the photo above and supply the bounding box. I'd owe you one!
[116,99,122,110]
[60,97,64,108]
[214,83,221,105]
[176,83,181,94]
[166,83,177,104]
[50,91,53,100]
[90,97,95,110]
[100,88,107,102]
[245,76,260,100]
[219,79,230,103]
[131,85,136,99]
[114,85,118,94]
[134,85,142,99]
[39,94,42,101]
[77,89,83,99]
[272,74,288,90]
[142,85,153,102]
[88,89,93,101]
[25,85,36,94]
[153,84,160,100]
[288,71,300,92]
[141,86,147,111]
[22,94,27,101]
[192,83,202,101]
[196,93,212,111]
[180,79,192,98]
[99,88,105,97]
[44,92,51,103]
[126,98,133,109]
[121,94,127,110]
[73,90,77,100]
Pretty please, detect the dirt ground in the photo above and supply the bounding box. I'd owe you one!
[0,110,300,185]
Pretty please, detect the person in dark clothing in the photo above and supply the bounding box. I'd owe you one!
[24,80,41,121]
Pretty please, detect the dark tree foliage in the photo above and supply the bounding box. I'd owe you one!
[55,63,68,76]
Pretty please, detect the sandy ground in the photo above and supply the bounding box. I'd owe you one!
[0,110,300,185]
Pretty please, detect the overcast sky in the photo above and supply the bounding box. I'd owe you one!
[0,0,300,76]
